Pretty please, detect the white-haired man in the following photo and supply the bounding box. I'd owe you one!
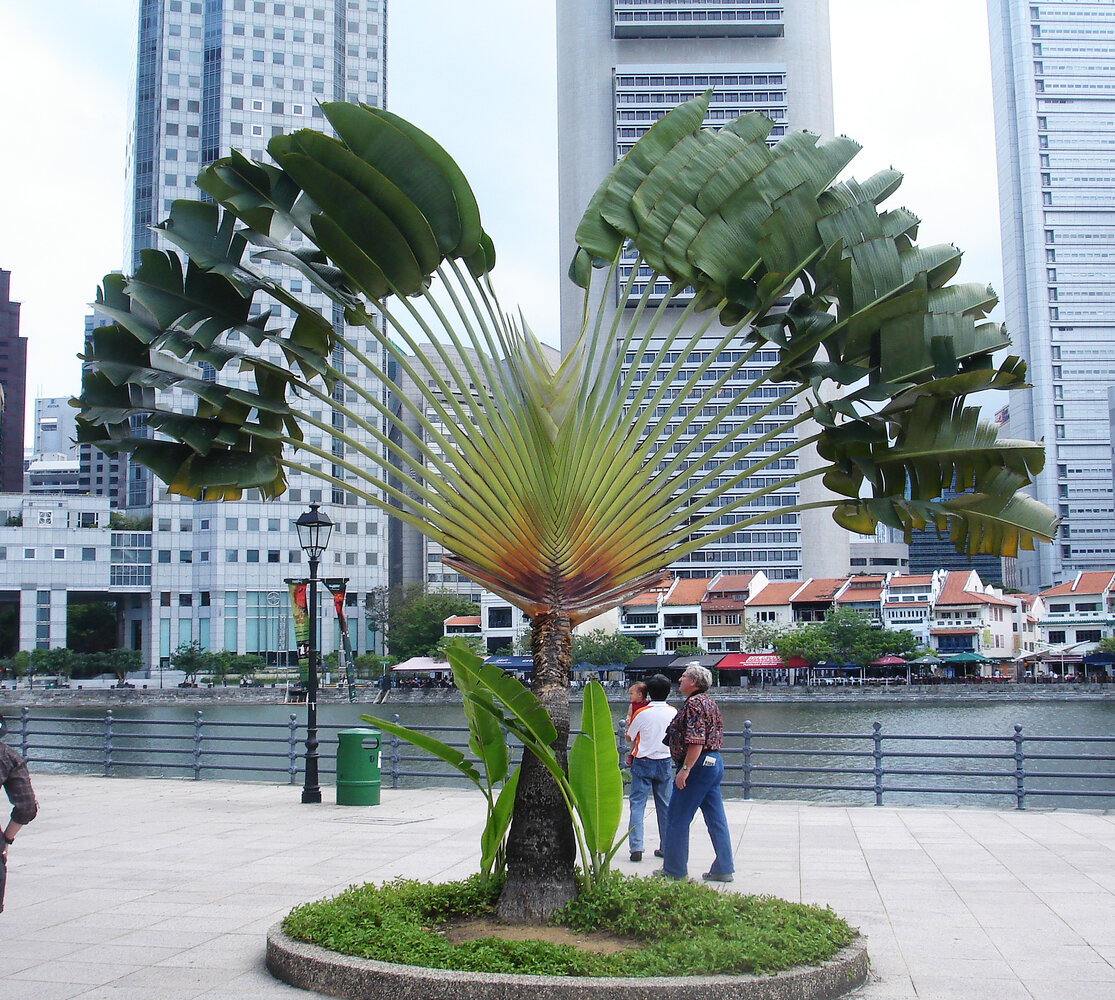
[659,663,734,882]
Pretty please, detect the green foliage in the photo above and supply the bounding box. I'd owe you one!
[774,608,918,667]
[67,602,119,654]
[571,630,642,667]
[738,619,783,653]
[567,681,626,877]
[170,641,212,682]
[108,512,151,530]
[1097,637,1115,655]
[433,634,486,660]
[362,644,520,884]
[672,644,706,657]
[283,873,854,977]
[387,586,480,660]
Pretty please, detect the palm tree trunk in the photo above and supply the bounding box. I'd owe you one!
[496,611,578,923]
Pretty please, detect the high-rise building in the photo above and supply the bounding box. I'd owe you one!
[987,0,1115,589]
[124,0,388,509]
[92,0,392,666]
[556,0,845,582]
[0,269,27,493]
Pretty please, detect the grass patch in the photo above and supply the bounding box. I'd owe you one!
[282,872,855,977]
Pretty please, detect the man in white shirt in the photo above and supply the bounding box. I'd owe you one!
[625,673,676,862]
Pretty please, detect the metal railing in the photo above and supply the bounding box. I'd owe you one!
[5,706,1114,810]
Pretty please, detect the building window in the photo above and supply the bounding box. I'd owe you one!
[54,548,66,560]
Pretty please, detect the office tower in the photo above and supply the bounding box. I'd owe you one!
[33,398,80,460]
[988,0,1115,588]
[0,269,27,493]
[556,1,844,582]
[108,0,390,667]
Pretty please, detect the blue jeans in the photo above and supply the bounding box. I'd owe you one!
[662,752,734,879]
[628,756,672,852]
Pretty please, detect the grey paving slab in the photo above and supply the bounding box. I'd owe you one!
[0,775,1112,1000]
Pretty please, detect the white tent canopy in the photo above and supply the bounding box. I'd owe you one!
[391,657,450,673]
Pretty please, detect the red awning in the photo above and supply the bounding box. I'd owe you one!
[717,654,809,670]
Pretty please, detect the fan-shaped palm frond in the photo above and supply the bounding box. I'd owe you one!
[75,95,1055,629]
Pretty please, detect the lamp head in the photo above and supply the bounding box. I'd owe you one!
[295,503,333,561]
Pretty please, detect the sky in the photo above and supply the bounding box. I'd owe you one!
[0,1,1003,438]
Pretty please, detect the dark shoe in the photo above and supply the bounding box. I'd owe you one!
[653,849,664,858]
[702,871,734,883]
[629,851,643,862]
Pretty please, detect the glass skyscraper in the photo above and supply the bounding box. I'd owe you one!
[988,0,1115,589]
[108,0,391,666]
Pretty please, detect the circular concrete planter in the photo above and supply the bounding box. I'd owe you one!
[267,923,869,1000]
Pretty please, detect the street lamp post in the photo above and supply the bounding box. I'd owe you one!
[295,503,333,804]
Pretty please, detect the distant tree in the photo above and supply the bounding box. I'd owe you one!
[432,634,486,660]
[1097,637,1115,655]
[170,641,210,684]
[671,643,707,659]
[104,648,143,684]
[386,586,479,660]
[364,586,390,657]
[775,608,918,666]
[41,647,76,679]
[571,630,643,667]
[67,601,118,654]
[739,620,783,653]
[774,623,836,664]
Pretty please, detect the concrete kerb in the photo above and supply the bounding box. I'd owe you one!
[266,923,869,1000]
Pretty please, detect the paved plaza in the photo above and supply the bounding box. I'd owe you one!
[0,774,1112,999]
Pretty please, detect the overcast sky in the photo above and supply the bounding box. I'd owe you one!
[0,1,1002,436]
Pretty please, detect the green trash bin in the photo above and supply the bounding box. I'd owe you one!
[336,727,382,806]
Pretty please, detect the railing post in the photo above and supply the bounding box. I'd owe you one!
[391,713,401,788]
[872,722,883,806]
[19,706,30,758]
[288,713,299,785]
[193,711,203,780]
[743,720,753,800]
[1013,724,1026,810]
[105,710,113,778]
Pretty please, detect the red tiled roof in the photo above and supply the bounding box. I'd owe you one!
[710,573,756,592]
[935,571,1014,607]
[623,591,660,607]
[1041,572,1115,599]
[886,575,935,588]
[837,587,882,603]
[791,577,846,603]
[444,615,481,626]
[746,581,801,607]
[665,577,714,606]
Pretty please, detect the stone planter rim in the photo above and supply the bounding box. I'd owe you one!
[267,922,869,1000]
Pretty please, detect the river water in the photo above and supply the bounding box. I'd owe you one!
[12,698,1115,810]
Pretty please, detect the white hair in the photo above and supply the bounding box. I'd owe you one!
[682,663,712,692]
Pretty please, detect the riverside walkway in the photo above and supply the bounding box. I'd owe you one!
[0,775,1112,1000]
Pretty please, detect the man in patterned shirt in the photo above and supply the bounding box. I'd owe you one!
[1,714,39,912]
[660,664,734,883]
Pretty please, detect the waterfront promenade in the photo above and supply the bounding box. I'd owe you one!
[0,775,1112,1000]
